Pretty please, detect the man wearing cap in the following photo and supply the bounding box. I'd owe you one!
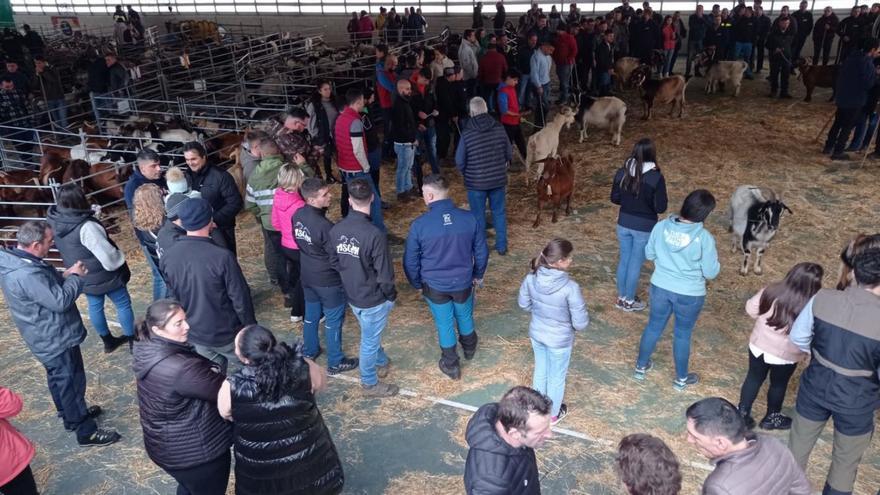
[160,198,256,374]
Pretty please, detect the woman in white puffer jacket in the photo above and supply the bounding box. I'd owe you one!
[518,238,589,426]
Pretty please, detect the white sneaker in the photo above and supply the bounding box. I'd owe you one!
[290,316,303,323]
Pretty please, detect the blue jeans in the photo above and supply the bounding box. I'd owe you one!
[368,146,382,198]
[341,170,386,232]
[556,64,573,102]
[531,339,572,418]
[140,243,167,302]
[86,286,135,337]
[615,225,651,301]
[47,98,68,128]
[518,73,532,108]
[663,49,676,75]
[44,346,97,441]
[636,284,706,380]
[394,142,416,194]
[303,285,347,367]
[425,292,474,348]
[532,82,551,112]
[351,300,393,386]
[417,126,439,174]
[848,111,878,151]
[734,42,754,76]
[598,71,612,95]
[467,187,507,253]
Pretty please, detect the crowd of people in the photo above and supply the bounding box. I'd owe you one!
[0,2,880,495]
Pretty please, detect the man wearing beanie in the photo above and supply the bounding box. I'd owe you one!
[160,198,256,373]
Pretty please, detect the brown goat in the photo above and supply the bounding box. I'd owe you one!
[65,160,132,203]
[797,58,837,102]
[533,155,575,228]
[0,170,52,219]
[629,65,688,120]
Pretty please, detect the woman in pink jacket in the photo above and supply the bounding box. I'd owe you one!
[0,386,37,495]
[272,164,307,323]
[737,262,823,431]
[661,16,677,77]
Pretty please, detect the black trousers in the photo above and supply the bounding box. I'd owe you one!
[321,141,336,180]
[213,225,237,256]
[44,346,97,441]
[768,57,791,95]
[738,349,797,416]
[753,39,767,71]
[165,450,231,495]
[260,228,287,290]
[793,34,809,61]
[813,34,834,65]
[825,106,862,154]
[436,117,452,159]
[0,465,38,495]
[503,123,526,159]
[280,246,305,318]
[577,62,592,94]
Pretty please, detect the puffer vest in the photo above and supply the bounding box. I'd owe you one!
[334,107,363,172]
[460,115,509,191]
[229,365,344,495]
[497,83,520,126]
[48,209,130,295]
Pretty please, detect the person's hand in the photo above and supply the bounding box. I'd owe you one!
[418,124,427,132]
[432,109,440,117]
[293,152,306,165]
[64,261,88,278]
[473,278,484,288]
[305,358,327,394]
[418,111,428,119]
[536,86,544,94]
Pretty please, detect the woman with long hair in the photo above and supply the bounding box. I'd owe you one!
[307,80,342,183]
[132,183,166,278]
[517,238,589,425]
[615,433,681,495]
[634,190,720,391]
[836,233,880,290]
[271,164,306,322]
[132,299,232,495]
[737,262,824,430]
[610,138,668,312]
[217,325,344,494]
[46,183,134,353]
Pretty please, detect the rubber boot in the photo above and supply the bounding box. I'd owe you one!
[100,334,126,354]
[460,331,479,360]
[438,346,461,380]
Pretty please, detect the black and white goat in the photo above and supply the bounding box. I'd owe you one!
[574,95,627,146]
[728,185,792,275]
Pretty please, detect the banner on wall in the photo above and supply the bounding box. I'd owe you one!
[51,16,81,36]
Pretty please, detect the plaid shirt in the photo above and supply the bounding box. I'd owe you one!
[0,89,32,126]
[275,128,320,178]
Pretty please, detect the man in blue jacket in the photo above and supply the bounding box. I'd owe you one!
[124,149,167,302]
[404,174,489,379]
[824,38,880,160]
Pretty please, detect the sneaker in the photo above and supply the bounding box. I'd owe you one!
[78,428,121,447]
[633,360,654,381]
[361,381,399,397]
[624,299,647,312]
[673,372,700,391]
[303,347,323,361]
[376,359,392,379]
[65,405,103,431]
[327,357,359,375]
[759,412,792,430]
[830,152,851,161]
[614,297,628,311]
[290,315,303,323]
[551,403,568,426]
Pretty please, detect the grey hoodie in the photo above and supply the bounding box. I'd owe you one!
[518,266,589,348]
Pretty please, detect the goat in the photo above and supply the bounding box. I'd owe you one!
[796,58,837,102]
[613,57,642,92]
[727,185,792,275]
[524,107,575,184]
[533,155,575,228]
[574,95,626,146]
[702,60,748,96]
[629,65,688,120]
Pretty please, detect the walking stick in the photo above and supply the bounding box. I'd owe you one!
[814,109,836,142]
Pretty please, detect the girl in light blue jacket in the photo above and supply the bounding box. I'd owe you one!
[518,238,589,425]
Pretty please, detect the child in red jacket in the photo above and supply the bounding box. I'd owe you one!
[0,386,37,494]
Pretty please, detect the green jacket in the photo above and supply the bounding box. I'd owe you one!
[245,155,284,230]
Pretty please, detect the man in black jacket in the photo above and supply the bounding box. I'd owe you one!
[183,141,243,254]
[791,0,813,62]
[516,34,538,107]
[686,5,711,77]
[596,30,616,96]
[292,178,359,374]
[411,68,440,193]
[392,79,419,202]
[766,16,796,98]
[329,178,398,398]
[753,6,772,72]
[34,56,68,128]
[0,221,120,446]
[732,7,757,78]
[435,67,461,162]
[837,7,866,62]
[160,198,256,374]
[630,9,661,66]
[576,18,595,94]
[464,386,552,494]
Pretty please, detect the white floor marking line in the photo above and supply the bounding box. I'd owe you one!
[88,314,712,472]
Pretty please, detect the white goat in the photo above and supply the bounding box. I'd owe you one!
[705,60,748,96]
[574,96,627,146]
[525,107,575,184]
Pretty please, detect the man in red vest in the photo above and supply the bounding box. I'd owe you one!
[497,69,526,166]
[334,87,386,232]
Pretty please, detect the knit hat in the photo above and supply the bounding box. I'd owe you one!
[165,166,190,195]
[164,192,189,220]
[176,198,213,231]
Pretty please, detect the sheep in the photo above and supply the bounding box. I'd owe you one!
[524,107,575,184]
[728,185,793,275]
[628,65,688,120]
[703,60,748,96]
[574,95,627,146]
